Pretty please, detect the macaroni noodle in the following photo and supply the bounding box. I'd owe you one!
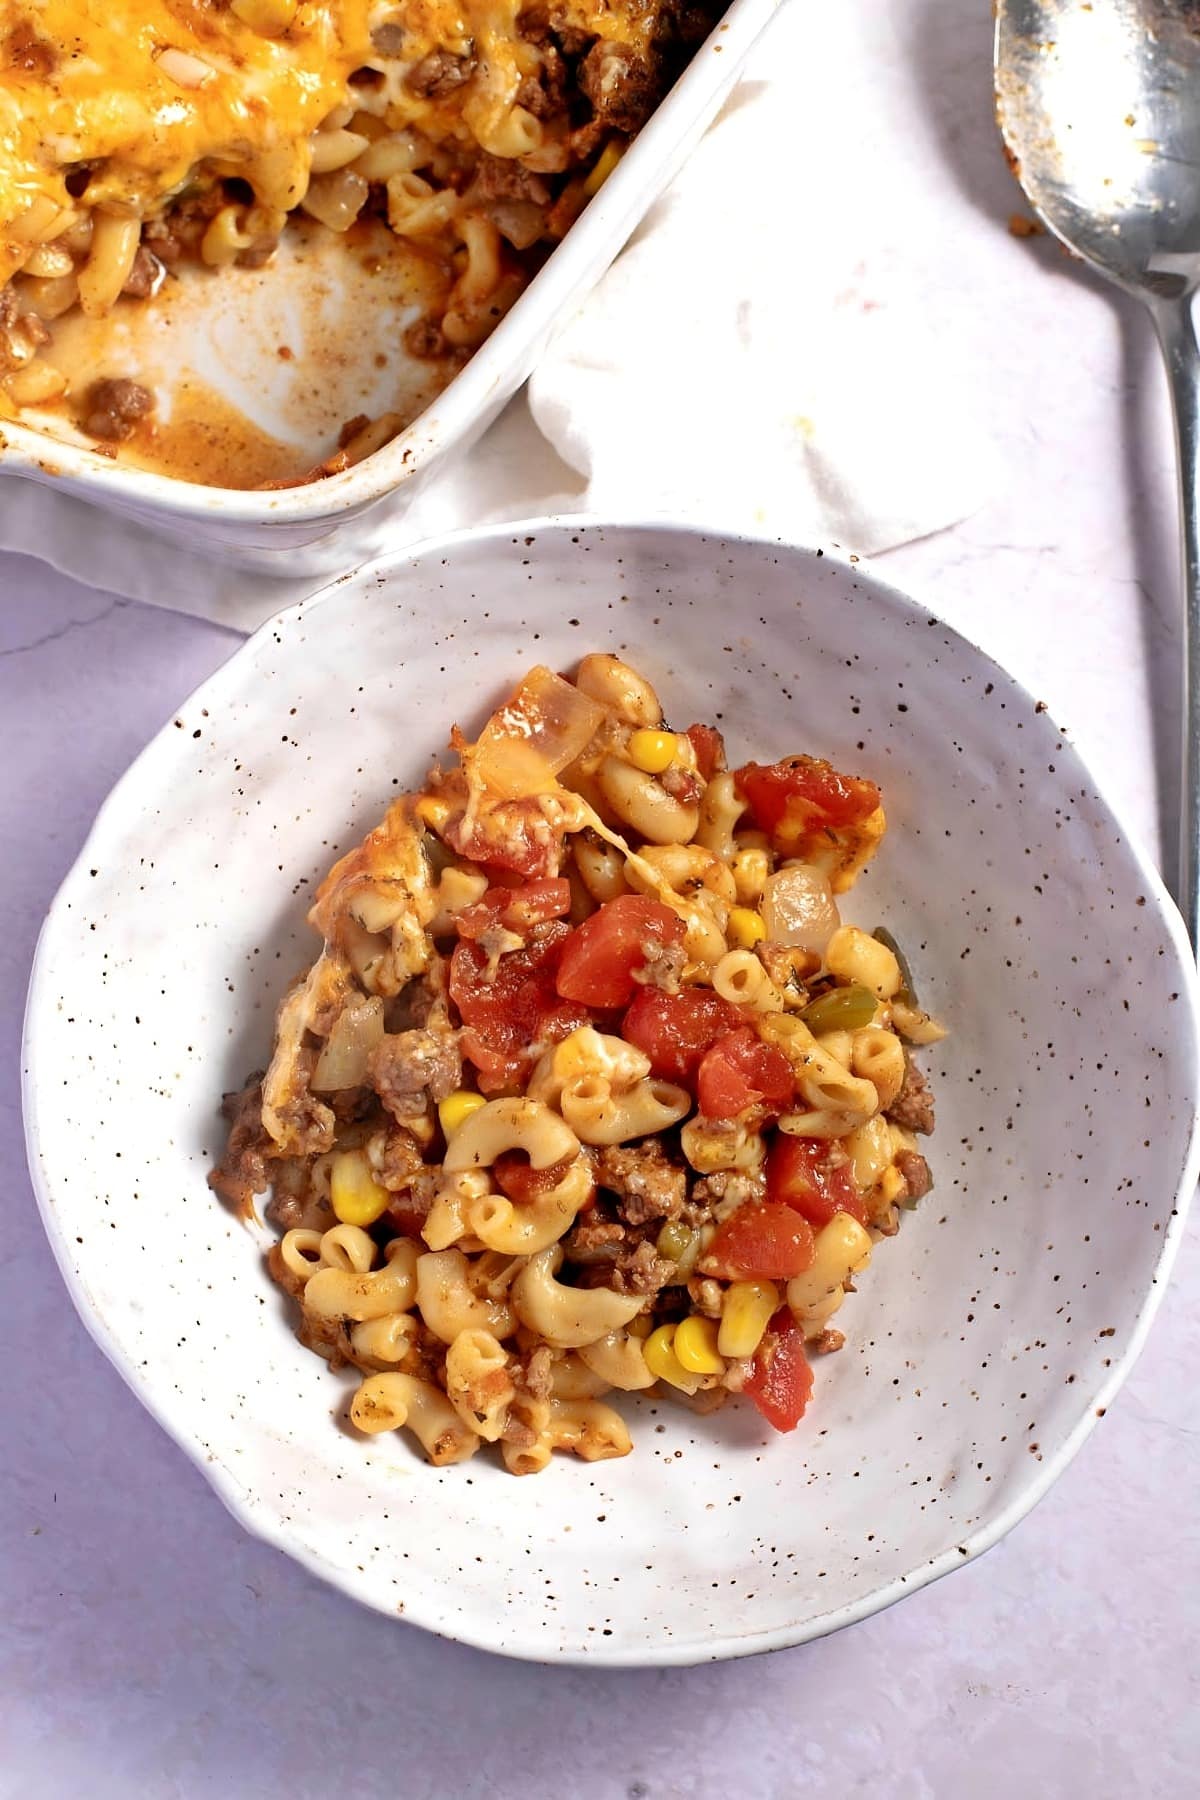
[213,653,945,1472]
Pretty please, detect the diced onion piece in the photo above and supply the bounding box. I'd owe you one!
[311,995,384,1090]
[473,666,604,799]
[156,47,216,88]
[300,169,368,232]
[761,864,840,955]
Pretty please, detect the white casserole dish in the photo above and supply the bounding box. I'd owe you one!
[0,1,779,575]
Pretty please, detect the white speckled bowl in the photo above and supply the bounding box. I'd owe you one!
[23,521,1200,1664]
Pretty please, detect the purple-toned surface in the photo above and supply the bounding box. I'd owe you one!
[3,0,1200,1778]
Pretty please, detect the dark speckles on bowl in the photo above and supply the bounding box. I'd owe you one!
[21,520,1200,1665]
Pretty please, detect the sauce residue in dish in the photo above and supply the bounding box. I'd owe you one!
[25,221,455,488]
[107,381,306,489]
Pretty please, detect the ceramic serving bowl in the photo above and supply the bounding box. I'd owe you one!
[23,520,1200,1663]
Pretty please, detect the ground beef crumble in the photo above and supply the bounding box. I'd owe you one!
[405,48,476,97]
[578,40,661,134]
[369,1026,462,1113]
[609,1237,675,1296]
[81,377,154,442]
[887,1057,935,1134]
[564,1207,675,1296]
[563,1215,626,1262]
[520,1344,554,1403]
[376,1125,426,1191]
[596,1140,685,1225]
[689,1167,766,1215]
[895,1148,933,1200]
[209,1073,271,1211]
[632,937,686,993]
[659,762,704,806]
[122,245,163,299]
[470,152,551,206]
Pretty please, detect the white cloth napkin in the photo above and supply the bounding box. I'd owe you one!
[0,2,993,630]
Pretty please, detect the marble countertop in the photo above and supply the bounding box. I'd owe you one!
[2,2,1198,1795]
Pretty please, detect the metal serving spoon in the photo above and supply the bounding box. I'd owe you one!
[995,0,1200,945]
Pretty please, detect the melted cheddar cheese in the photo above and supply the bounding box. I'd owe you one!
[0,0,659,264]
[0,1,377,261]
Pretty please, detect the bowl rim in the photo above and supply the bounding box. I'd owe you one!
[22,514,1200,1665]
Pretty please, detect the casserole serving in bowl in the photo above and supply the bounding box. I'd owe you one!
[0,0,779,574]
[23,520,1200,1661]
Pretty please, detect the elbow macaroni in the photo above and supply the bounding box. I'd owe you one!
[416,1248,515,1344]
[227,652,944,1473]
[465,1164,588,1253]
[442,1097,580,1172]
[513,1248,645,1348]
[350,1373,480,1465]
[694,772,744,859]
[559,1073,691,1145]
[712,948,783,1013]
[444,1328,515,1440]
[546,1397,633,1461]
[825,926,903,1000]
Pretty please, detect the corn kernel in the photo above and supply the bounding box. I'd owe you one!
[731,846,770,906]
[727,906,766,949]
[718,1279,779,1357]
[438,1090,487,1137]
[329,1148,390,1228]
[583,139,624,196]
[627,729,677,774]
[643,1323,697,1391]
[673,1314,725,1374]
[627,1313,653,1339]
[231,0,297,33]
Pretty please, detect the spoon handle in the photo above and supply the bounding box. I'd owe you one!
[1149,293,1200,948]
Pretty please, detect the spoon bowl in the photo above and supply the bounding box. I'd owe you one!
[997,0,1200,292]
[997,0,1200,940]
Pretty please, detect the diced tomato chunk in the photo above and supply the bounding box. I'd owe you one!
[622,986,744,1084]
[385,1192,429,1241]
[444,797,562,879]
[456,879,572,941]
[767,1133,866,1228]
[745,1308,815,1432]
[492,1150,594,1208]
[704,1202,816,1280]
[686,722,727,783]
[450,922,588,1092]
[555,895,685,1009]
[735,756,880,854]
[696,1026,794,1119]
